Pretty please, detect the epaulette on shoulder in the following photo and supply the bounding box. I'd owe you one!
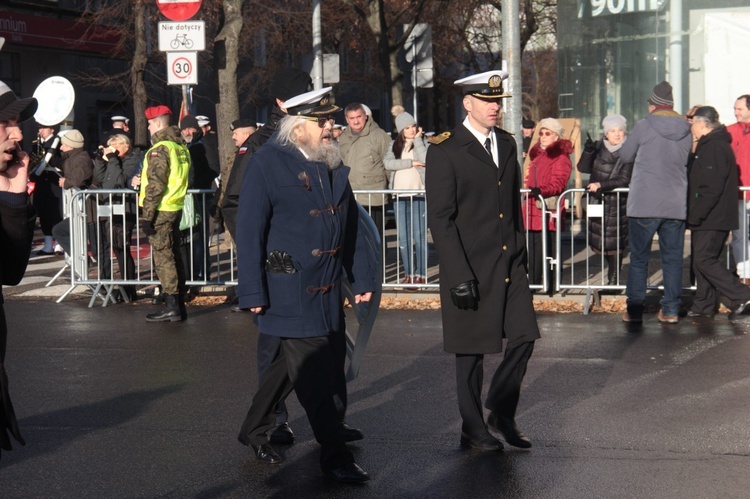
[428,131,452,145]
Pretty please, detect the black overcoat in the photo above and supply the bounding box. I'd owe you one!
[687,126,739,231]
[425,124,541,354]
[577,141,633,252]
[0,196,35,455]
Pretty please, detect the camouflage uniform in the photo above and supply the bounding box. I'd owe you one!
[141,126,189,296]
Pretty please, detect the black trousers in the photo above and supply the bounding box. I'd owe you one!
[691,230,750,314]
[238,334,353,472]
[257,310,348,424]
[455,341,535,438]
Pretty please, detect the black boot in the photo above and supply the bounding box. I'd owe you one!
[146,294,183,322]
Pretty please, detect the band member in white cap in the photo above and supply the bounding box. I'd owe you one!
[0,80,37,459]
[105,115,131,140]
[425,70,540,452]
[235,86,374,483]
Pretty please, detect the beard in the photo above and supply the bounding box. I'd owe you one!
[299,132,342,170]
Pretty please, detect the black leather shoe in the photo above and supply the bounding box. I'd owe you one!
[269,422,295,445]
[339,423,364,442]
[459,432,504,451]
[146,295,183,322]
[487,414,532,449]
[729,299,750,320]
[230,304,248,313]
[686,310,714,318]
[324,462,370,483]
[249,443,282,464]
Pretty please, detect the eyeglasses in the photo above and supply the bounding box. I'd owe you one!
[302,116,335,128]
[539,130,557,137]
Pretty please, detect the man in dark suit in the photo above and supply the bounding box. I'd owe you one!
[425,70,541,452]
[234,87,374,483]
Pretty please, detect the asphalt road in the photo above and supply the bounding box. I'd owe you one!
[1,296,749,498]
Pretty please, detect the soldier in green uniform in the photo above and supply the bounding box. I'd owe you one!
[139,105,191,322]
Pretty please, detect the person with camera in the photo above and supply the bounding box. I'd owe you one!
[0,81,37,459]
[93,134,143,301]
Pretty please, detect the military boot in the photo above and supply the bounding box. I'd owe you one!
[146,294,183,322]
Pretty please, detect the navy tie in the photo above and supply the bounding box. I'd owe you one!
[484,137,492,156]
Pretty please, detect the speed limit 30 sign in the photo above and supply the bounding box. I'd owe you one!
[166,52,198,85]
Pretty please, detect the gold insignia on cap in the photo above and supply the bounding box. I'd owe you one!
[320,96,329,106]
[489,75,501,88]
[428,131,452,145]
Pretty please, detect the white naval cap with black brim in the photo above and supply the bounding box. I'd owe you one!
[0,81,38,123]
[284,87,340,117]
[455,70,511,99]
[111,115,129,124]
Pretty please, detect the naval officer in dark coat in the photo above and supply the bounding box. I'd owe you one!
[234,87,374,483]
[425,70,541,452]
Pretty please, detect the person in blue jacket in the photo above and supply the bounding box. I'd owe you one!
[234,87,374,484]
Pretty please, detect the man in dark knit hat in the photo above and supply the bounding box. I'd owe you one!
[619,81,692,324]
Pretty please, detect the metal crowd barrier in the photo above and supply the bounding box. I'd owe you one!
[56,186,750,314]
[57,188,232,307]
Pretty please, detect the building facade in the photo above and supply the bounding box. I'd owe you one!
[558,0,750,136]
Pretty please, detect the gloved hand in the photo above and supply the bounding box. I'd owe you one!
[450,280,479,310]
[141,219,156,236]
[584,133,596,153]
[265,250,296,274]
[210,203,219,219]
[529,187,542,199]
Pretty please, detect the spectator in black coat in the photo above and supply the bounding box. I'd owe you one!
[577,114,633,287]
[686,106,750,319]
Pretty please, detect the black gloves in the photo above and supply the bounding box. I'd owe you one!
[583,134,596,153]
[265,250,296,274]
[450,280,479,310]
[209,203,219,219]
[529,187,542,199]
[141,220,156,236]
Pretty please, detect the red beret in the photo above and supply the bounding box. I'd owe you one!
[144,105,172,120]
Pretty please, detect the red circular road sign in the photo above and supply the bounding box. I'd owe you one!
[156,0,202,22]
[171,56,193,80]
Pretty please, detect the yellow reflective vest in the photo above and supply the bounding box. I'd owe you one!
[138,139,190,212]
